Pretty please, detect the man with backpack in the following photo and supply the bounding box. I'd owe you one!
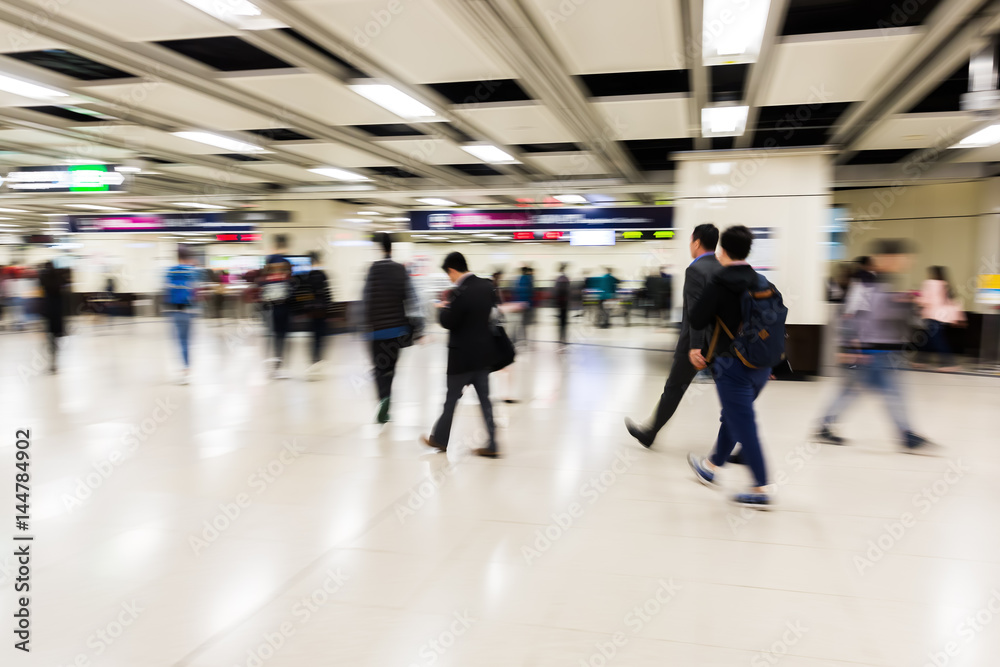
[685,226,787,510]
[292,251,335,378]
[164,245,202,384]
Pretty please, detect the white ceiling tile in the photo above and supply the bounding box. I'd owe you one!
[857,113,982,151]
[760,32,923,106]
[526,153,604,176]
[372,138,481,165]
[159,165,268,184]
[593,97,690,140]
[525,0,685,74]
[282,142,389,169]
[242,163,335,182]
[82,82,272,131]
[289,0,515,83]
[456,104,576,144]
[226,72,402,126]
[76,125,238,156]
[20,0,237,42]
[0,129,82,147]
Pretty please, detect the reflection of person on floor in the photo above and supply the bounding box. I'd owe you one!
[363,233,423,424]
[423,252,500,458]
[625,224,720,448]
[815,239,933,451]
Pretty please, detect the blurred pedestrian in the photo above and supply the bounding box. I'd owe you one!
[513,265,535,344]
[261,235,293,378]
[597,267,619,328]
[363,233,424,424]
[686,225,787,509]
[164,245,201,384]
[626,224,721,448]
[815,240,934,451]
[38,261,68,373]
[555,263,570,347]
[294,251,335,379]
[916,265,964,372]
[423,252,500,458]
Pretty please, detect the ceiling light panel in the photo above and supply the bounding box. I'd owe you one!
[178,0,286,30]
[173,131,268,154]
[461,144,519,164]
[348,83,438,120]
[701,106,749,137]
[703,0,772,66]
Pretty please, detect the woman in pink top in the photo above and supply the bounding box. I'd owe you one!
[917,266,963,371]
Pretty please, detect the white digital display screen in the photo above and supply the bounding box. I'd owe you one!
[570,230,616,246]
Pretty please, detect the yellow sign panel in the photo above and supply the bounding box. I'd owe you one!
[978,274,1000,290]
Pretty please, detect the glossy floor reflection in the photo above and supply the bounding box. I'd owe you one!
[2,316,999,666]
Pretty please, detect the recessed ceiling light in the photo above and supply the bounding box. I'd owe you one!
[554,194,587,204]
[43,213,66,217]
[0,208,28,213]
[0,73,68,100]
[114,166,142,173]
[173,131,268,154]
[701,106,749,137]
[349,83,437,120]
[461,144,519,164]
[66,204,125,211]
[417,198,456,207]
[178,0,286,30]
[309,167,370,182]
[387,217,409,222]
[172,202,227,209]
[953,124,1000,149]
[357,211,381,216]
[703,0,771,65]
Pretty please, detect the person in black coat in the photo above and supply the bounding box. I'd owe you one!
[423,252,500,458]
[39,261,68,373]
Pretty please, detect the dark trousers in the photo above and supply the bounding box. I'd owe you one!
[924,319,955,365]
[432,370,497,452]
[709,359,771,487]
[371,336,407,401]
[310,317,326,363]
[558,304,569,344]
[271,304,290,363]
[648,346,698,437]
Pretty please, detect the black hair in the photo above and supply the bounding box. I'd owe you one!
[720,225,753,261]
[855,255,872,269]
[309,250,321,264]
[274,234,288,250]
[692,223,719,251]
[930,265,955,299]
[374,232,392,256]
[442,251,468,274]
[178,244,192,261]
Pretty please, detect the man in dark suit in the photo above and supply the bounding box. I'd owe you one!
[423,252,500,458]
[625,224,722,447]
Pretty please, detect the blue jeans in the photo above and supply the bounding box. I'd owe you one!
[823,351,910,436]
[169,310,193,368]
[709,358,771,487]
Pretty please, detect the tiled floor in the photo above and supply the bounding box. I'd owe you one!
[2,315,998,666]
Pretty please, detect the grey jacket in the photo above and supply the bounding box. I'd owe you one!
[680,253,722,352]
[841,278,909,349]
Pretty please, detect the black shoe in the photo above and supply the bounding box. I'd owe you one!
[903,431,937,453]
[815,425,846,445]
[421,435,446,452]
[727,450,745,465]
[624,418,654,448]
[376,398,390,424]
[473,448,500,458]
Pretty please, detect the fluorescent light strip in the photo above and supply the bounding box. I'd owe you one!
[66,204,125,211]
[702,0,771,65]
[0,208,28,213]
[173,202,227,210]
[554,194,587,204]
[0,73,67,100]
[309,167,370,182]
[954,124,1000,149]
[461,144,518,164]
[357,211,381,216]
[349,83,437,120]
[173,131,268,154]
[417,198,456,207]
[701,106,749,137]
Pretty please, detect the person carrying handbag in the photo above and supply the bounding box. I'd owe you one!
[917,266,965,372]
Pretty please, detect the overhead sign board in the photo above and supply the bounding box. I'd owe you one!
[410,206,673,232]
[4,165,125,192]
[69,213,255,233]
[221,210,292,224]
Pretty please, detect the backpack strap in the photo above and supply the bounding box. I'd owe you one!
[705,316,734,363]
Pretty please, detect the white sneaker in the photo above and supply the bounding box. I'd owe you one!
[177,370,190,385]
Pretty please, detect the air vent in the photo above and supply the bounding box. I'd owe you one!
[157,37,294,72]
[7,49,133,80]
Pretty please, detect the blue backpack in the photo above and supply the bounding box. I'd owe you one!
[709,273,787,369]
[165,265,198,306]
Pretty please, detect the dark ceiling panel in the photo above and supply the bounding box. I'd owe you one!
[446,163,503,176]
[906,63,969,113]
[219,153,264,162]
[7,49,133,80]
[367,166,421,179]
[710,64,748,103]
[578,70,690,97]
[752,102,850,148]
[621,138,694,170]
[247,128,312,141]
[782,0,945,35]
[157,37,294,71]
[515,142,583,153]
[27,106,107,123]
[752,126,830,147]
[844,149,917,165]
[353,123,426,137]
[427,79,531,105]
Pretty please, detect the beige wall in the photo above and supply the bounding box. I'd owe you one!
[836,180,984,306]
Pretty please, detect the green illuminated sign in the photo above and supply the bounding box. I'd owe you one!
[654,230,675,238]
[623,231,642,239]
[69,164,110,192]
